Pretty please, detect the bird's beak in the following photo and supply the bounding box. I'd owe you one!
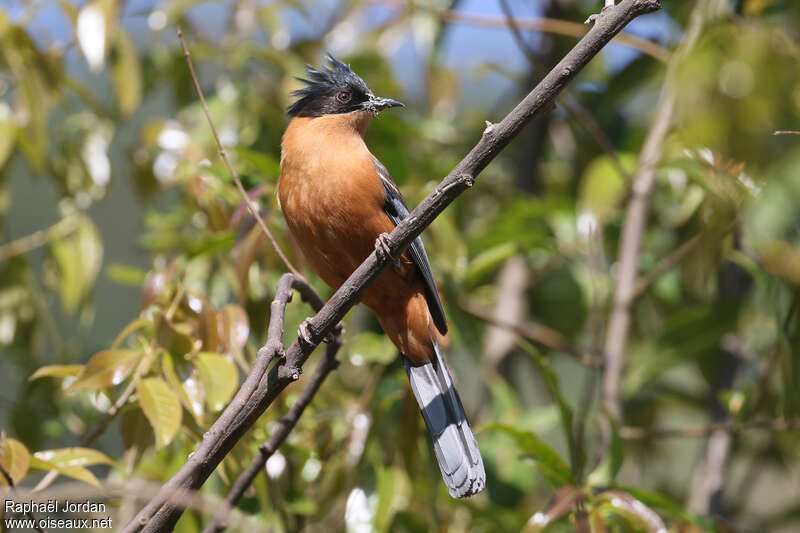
[365,96,405,113]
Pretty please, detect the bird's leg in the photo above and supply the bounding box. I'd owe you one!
[585,0,615,25]
[375,232,401,268]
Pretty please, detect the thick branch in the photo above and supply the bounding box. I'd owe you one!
[124,2,661,530]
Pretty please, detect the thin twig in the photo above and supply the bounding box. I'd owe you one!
[0,462,47,533]
[459,297,601,367]
[374,0,670,62]
[123,3,662,530]
[176,27,301,279]
[621,417,800,440]
[496,0,629,181]
[0,215,80,263]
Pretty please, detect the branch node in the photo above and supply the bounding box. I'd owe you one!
[458,173,475,188]
[278,365,302,382]
[483,120,495,136]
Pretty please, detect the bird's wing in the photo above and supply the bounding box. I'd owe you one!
[373,156,447,335]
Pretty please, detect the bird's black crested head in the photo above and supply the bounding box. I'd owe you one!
[287,54,403,117]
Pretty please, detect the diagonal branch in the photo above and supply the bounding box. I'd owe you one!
[202,340,341,533]
[123,2,662,530]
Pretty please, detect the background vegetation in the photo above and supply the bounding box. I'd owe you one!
[1,0,800,531]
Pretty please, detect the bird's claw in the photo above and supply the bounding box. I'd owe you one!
[375,232,393,260]
[585,1,614,25]
[375,232,402,268]
[298,318,315,346]
[298,318,338,345]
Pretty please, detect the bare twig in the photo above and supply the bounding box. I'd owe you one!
[0,214,80,263]
[124,3,661,529]
[620,417,800,440]
[375,0,669,62]
[177,27,301,279]
[0,462,47,533]
[632,221,738,299]
[460,296,601,367]
[773,130,800,135]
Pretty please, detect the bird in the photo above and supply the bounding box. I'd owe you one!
[277,55,485,498]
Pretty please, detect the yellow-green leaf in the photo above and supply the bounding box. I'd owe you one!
[50,215,103,313]
[217,305,249,357]
[195,352,238,412]
[111,28,141,115]
[33,447,113,468]
[578,153,636,223]
[66,349,142,391]
[110,317,152,349]
[0,438,31,485]
[347,332,396,364]
[29,456,100,487]
[121,408,153,474]
[162,353,204,422]
[0,118,16,171]
[28,364,84,381]
[137,377,182,448]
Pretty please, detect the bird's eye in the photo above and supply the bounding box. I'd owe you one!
[336,91,352,103]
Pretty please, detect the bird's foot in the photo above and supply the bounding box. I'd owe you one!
[374,232,400,267]
[298,318,315,346]
[298,318,338,345]
[585,0,615,25]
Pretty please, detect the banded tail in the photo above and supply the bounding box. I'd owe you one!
[404,341,485,498]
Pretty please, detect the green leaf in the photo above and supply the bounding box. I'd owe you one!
[0,117,16,171]
[66,349,142,391]
[137,377,182,448]
[110,317,152,350]
[578,153,635,223]
[217,305,249,357]
[465,242,519,285]
[33,447,113,468]
[518,340,582,480]
[194,352,238,412]
[111,27,142,115]
[485,424,572,488]
[587,412,624,485]
[121,408,153,474]
[29,456,100,487]
[0,438,31,485]
[162,352,204,422]
[106,263,148,286]
[50,215,103,313]
[619,486,711,528]
[28,364,84,381]
[346,331,397,364]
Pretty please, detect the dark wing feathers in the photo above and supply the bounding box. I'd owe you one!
[373,157,448,335]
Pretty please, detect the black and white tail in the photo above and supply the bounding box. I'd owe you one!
[404,341,485,498]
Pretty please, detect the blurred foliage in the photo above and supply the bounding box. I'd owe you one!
[1,0,800,532]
